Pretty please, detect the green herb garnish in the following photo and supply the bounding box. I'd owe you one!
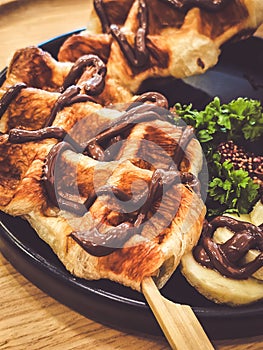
[207,153,259,216]
[173,97,262,217]
[174,97,263,159]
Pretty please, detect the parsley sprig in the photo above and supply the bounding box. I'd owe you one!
[206,153,259,217]
[173,97,262,217]
[174,97,263,158]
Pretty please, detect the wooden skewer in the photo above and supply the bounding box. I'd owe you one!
[141,277,214,350]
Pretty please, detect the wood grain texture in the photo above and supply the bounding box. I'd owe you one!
[0,1,262,349]
[1,253,263,350]
[142,277,214,350]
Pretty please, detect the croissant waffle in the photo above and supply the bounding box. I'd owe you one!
[0,75,206,291]
[3,1,263,103]
[58,0,263,94]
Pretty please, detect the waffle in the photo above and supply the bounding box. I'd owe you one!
[58,0,263,94]
[0,75,205,290]
[2,47,133,105]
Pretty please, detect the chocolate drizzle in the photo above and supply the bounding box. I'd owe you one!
[17,102,196,256]
[0,54,106,128]
[70,222,136,256]
[8,126,82,152]
[83,103,169,160]
[60,54,107,95]
[133,92,169,109]
[96,0,149,67]
[94,0,111,33]
[45,85,97,127]
[173,125,194,167]
[160,0,231,12]
[4,82,200,257]
[0,83,27,118]
[69,167,199,256]
[41,141,87,213]
[194,216,263,279]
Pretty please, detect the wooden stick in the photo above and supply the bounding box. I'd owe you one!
[141,277,214,350]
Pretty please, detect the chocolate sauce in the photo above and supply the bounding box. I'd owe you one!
[0,83,27,118]
[101,0,149,67]
[1,56,105,127]
[133,92,169,109]
[70,222,136,257]
[135,169,200,226]
[94,0,111,33]
[45,86,79,127]
[69,167,200,256]
[41,141,91,215]
[8,126,66,143]
[173,125,194,167]
[83,184,133,211]
[45,85,97,127]
[194,216,263,279]
[160,0,231,12]
[95,0,231,69]
[83,103,169,159]
[60,54,107,95]
[8,126,82,152]
[180,171,200,194]
[5,93,201,256]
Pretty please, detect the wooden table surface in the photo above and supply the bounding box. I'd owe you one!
[0,1,263,349]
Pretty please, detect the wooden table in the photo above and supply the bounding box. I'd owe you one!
[0,1,262,349]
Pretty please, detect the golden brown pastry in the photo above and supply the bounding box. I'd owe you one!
[1,47,133,105]
[0,93,206,291]
[58,0,263,94]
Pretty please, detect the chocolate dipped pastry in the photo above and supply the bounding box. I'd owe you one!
[181,202,263,305]
[0,91,206,291]
[58,0,263,95]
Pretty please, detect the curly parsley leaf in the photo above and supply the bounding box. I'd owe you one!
[174,97,263,157]
[207,155,260,217]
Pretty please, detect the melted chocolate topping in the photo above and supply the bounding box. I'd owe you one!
[0,55,105,128]
[94,0,111,34]
[60,54,107,95]
[194,216,263,279]
[4,84,200,257]
[173,125,194,167]
[45,85,97,127]
[0,83,27,118]
[133,92,169,109]
[8,126,82,152]
[42,141,84,212]
[83,103,169,159]
[8,126,66,143]
[106,0,149,67]
[70,222,136,256]
[69,167,199,256]
[160,0,231,12]
[83,184,133,212]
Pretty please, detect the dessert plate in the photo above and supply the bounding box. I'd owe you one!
[0,31,262,340]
